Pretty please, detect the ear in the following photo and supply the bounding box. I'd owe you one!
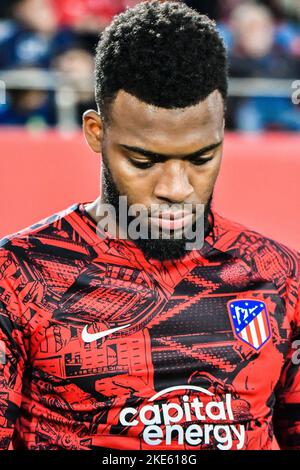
[82,109,103,153]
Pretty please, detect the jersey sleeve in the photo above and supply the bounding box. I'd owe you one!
[0,247,28,450]
[273,272,300,450]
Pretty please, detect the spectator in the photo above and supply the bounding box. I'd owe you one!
[52,48,96,125]
[0,0,76,69]
[228,2,300,131]
[0,0,299,131]
[0,0,78,128]
[0,70,56,127]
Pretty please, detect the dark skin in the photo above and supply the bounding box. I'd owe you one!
[82,89,225,238]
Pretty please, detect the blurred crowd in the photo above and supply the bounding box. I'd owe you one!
[0,0,299,131]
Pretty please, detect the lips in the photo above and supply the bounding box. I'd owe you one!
[149,212,194,231]
[159,211,190,220]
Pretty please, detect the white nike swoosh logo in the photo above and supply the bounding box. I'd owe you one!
[81,323,131,343]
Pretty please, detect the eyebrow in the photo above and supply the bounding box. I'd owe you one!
[119,141,223,161]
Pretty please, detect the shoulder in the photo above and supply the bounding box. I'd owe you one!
[212,210,300,284]
[0,203,80,267]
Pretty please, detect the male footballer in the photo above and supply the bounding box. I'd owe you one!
[0,1,299,450]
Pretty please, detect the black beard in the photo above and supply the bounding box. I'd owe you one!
[101,157,213,261]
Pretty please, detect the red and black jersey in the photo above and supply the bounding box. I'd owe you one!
[0,202,299,450]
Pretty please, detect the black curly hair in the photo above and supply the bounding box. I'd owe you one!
[95,0,228,122]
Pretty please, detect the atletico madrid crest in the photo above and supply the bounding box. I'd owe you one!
[227,299,271,351]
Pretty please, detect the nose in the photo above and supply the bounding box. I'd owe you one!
[153,159,194,203]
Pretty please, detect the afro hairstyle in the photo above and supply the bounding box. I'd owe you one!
[95,0,228,121]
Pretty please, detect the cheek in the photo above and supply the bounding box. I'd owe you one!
[190,161,221,199]
[208,159,222,187]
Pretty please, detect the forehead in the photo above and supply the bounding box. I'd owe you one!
[107,90,224,153]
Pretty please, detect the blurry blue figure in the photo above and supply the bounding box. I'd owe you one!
[228,3,300,132]
[236,97,300,132]
[0,0,77,70]
[0,88,56,127]
[0,26,77,70]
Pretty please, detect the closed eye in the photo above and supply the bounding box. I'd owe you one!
[130,159,155,169]
[190,156,214,166]
[129,155,214,169]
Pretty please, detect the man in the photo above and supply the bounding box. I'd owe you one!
[0,1,299,451]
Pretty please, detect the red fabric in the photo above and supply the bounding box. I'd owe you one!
[0,202,299,449]
[51,0,125,26]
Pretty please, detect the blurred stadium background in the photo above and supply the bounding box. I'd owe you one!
[0,0,299,250]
